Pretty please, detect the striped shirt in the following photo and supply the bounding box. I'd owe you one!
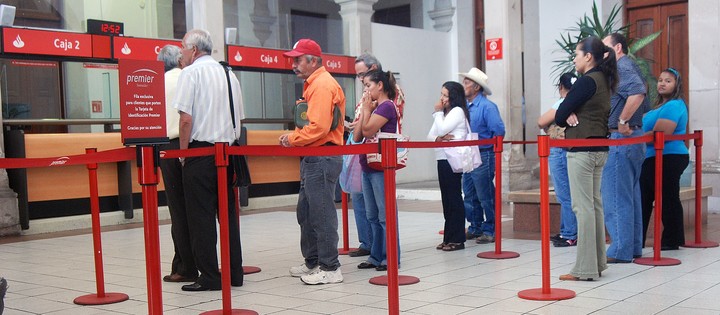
[174,55,244,143]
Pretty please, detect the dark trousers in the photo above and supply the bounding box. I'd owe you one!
[183,141,243,288]
[437,160,465,244]
[159,138,197,278]
[640,154,689,248]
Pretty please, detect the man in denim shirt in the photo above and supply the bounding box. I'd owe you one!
[459,68,505,244]
[602,33,649,263]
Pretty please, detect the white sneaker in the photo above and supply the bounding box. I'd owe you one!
[300,269,343,285]
[289,264,319,277]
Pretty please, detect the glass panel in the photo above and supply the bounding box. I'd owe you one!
[237,71,263,119]
[63,62,119,133]
[0,58,64,133]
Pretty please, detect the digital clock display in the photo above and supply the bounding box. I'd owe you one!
[87,19,124,36]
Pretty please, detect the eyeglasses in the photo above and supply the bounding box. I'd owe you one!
[356,71,367,79]
[440,93,449,99]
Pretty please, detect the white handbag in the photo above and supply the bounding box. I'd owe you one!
[444,119,482,173]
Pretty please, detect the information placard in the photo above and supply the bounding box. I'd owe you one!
[118,59,168,145]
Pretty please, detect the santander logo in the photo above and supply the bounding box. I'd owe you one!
[121,42,132,55]
[49,156,70,166]
[12,35,24,48]
[234,51,242,62]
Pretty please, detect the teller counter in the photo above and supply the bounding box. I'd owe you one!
[3,129,301,229]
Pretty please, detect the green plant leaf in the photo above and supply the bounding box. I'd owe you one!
[629,30,663,54]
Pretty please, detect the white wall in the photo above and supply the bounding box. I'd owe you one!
[372,22,452,183]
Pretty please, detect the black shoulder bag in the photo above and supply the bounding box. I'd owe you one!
[220,61,251,188]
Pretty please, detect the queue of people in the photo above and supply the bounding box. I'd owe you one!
[547,34,690,281]
[157,30,688,290]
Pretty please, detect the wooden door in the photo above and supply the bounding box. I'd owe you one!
[627,0,688,101]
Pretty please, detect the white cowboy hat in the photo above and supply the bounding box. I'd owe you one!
[459,67,492,96]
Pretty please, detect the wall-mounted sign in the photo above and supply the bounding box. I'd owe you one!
[113,37,181,61]
[87,19,124,36]
[2,28,93,58]
[486,38,503,60]
[118,59,168,145]
[91,100,103,113]
[226,45,356,75]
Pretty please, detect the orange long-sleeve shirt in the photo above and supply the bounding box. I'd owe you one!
[288,66,346,147]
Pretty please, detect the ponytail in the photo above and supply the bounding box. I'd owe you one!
[599,45,618,93]
[364,69,397,101]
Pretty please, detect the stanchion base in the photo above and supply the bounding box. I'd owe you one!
[369,275,420,286]
[518,288,575,301]
[634,257,681,266]
[243,266,261,274]
[74,292,129,305]
[682,241,720,248]
[477,251,520,259]
[438,230,444,235]
[338,247,359,255]
[201,309,258,315]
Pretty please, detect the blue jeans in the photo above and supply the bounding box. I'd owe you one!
[297,155,342,271]
[351,192,372,250]
[463,149,495,236]
[362,171,400,266]
[602,130,645,261]
[549,147,576,240]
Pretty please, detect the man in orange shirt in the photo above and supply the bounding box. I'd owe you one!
[280,39,346,285]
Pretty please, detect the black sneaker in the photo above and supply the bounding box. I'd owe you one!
[348,248,370,257]
[550,234,563,243]
[553,239,577,247]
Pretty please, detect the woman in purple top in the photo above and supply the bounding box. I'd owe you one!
[353,69,400,271]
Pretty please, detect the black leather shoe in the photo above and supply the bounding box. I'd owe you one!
[231,279,243,287]
[163,273,198,283]
[357,261,377,269]
[375,265,388,271]
[181,282,221,291]
[349,248,371,257]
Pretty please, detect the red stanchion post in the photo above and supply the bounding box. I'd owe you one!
[74,148,129,306]
[518,135,575,301]
[338,192,358,255]
[635,132,681,266]
[478,135,519,259]
[136,145,164,314]
[368,139,419,315]
[203,143,257,315]
[683,130,719,248]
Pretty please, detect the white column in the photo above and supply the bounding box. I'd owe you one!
[484,0,529,191]
[688,0,720,208]
[185,0,226,60]
[334,0,378,56]
[428,0,455,32]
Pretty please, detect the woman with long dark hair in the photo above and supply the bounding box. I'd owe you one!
[427,81,471,251]
[640,68,689,251]
[353,69,400,271]
[554,36,617,281]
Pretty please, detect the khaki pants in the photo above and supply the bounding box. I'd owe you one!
[567,151,608,279]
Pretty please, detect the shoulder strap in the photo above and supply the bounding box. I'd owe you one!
[219,61,236,129]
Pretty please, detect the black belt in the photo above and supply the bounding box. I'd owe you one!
[322,142,338,146]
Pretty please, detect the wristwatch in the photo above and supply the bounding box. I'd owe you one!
[619,118,629,125]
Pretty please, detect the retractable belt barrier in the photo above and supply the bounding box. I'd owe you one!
[0,131,713,314]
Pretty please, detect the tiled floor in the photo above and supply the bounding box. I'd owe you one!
[2,199,720,314]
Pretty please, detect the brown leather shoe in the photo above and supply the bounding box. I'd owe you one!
[163,273,198,283]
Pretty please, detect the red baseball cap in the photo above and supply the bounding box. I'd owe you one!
[283,39,322,57]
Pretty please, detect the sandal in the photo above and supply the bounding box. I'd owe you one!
[436,242,447,250]
[442,243,465,251]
